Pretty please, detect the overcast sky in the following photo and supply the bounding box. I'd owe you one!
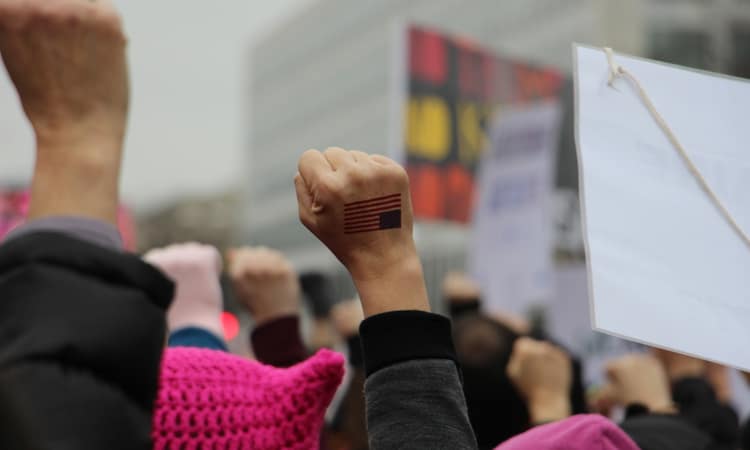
[1,0,314,211]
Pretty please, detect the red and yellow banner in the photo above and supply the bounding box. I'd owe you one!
[403,26,564,223]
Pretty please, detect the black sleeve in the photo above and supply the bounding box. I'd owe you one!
[671,377,739,449]
[0,232,173,450]
[448,298,481,319]
[620,413,713,450]
[359,311,477,450]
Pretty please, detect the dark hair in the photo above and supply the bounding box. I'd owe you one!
[453,314,529,449]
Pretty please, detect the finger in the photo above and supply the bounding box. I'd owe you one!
[369,154,399,166]
[350,150,369,162]
[298,149,331,188]
[294,172,316,228]
[322,147,356,171]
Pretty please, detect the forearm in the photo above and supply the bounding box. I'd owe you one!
[361,311,477,450]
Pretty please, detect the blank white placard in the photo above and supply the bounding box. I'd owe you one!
[574,44,750,370]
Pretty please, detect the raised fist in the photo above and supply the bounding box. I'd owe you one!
[507,337,572,423]
[0,0,128,146]
[605,354,675,414]
[295,148,429,317]
[144,243,224,339]
[227,246,301,326]
[295,148,414,279]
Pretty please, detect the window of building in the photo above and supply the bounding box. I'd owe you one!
[730,24,750,78]
[649,29,715,70]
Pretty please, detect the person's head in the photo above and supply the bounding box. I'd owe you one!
[453,314,529,448]
[454,313,588,448]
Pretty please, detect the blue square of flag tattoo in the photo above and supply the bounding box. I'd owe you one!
[343,193,402,234]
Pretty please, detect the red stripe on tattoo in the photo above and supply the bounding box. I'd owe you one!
[344,193,400,209]
[344,205,401,219]
[344,217,380,226]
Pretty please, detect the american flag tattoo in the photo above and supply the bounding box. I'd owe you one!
[343,193,402,234]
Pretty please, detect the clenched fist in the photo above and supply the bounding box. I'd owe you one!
[507,337,572,423]
[295,148,414,276]
[0,0,128,145]
[144,243,224,339]
[295,148,429,317]
[227,247,301,326]
[605,354,675,414]
[0,0,129,223]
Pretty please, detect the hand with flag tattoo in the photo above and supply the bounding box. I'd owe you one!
[295,148,430,317]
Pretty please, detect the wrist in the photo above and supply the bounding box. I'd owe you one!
[350,250,430,317]
[528,392,571,424]
[30,133,123,224]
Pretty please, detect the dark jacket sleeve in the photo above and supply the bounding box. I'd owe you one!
[671,377,739,450]
[359,311,478,450]
[0,232,173,450]
[250,315,308,367]
[620,413,714,450]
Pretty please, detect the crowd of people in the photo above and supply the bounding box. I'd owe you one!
[0,1,748,449]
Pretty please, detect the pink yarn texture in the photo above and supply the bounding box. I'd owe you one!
[495,414,640,450]
[153,347,345,450]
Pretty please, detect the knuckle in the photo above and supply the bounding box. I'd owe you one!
[323,146,346,155]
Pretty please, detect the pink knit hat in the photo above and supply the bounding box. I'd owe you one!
[495,414,641,450]
[153,347,345,450]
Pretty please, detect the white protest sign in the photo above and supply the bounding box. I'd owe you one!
[574,45,750,370]
[469,102,562,316]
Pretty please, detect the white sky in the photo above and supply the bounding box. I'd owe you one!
[0,0,314,211]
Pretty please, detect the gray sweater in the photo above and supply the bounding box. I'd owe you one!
[366,359,478,449]
[359,310,479,449]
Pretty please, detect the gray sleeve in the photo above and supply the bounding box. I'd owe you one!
[365,359,478,450]
[5,216,123,250]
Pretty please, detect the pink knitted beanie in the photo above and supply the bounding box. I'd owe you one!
[495,414,640,450]
[153,347,345,450]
